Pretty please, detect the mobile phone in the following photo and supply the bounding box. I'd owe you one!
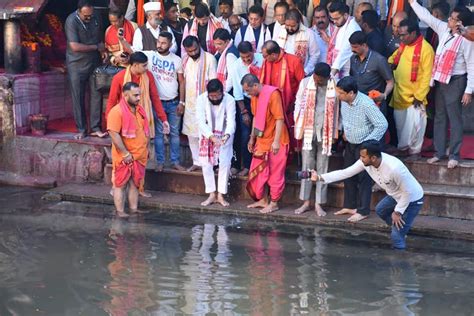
[118,28,124,37]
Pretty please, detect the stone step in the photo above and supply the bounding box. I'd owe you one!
[104,164,474,220]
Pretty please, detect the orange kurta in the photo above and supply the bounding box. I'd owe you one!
[251,90,290,154]
[107,105,148,170]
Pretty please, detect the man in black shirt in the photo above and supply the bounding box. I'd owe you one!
[65,0,107,139]
[360,10,385,55]
[163,1,187,56]
[383,11,407,58]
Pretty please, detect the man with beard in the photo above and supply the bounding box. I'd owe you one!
[162,1,187,56]
[108,82,151,218]
[132,2,177,53]
[142,32,186,172]
[234,5,268,53]
[311,5,335,63]
[65,0,107,139]
[182,2,223,55]
[327,1,361,78]
[196,79,236,207]
[182,36,217,172]
[276,8,320,76]
[266,1,289,40]
[312,140,424,249]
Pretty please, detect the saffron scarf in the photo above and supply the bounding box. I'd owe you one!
[118,97,150,139]
[276,24,309,66]
[259,52,293,112]
[392,35,424,82]
[123,66,155,137]
[322,79,338,156]
[185,15,222,54]
[294,77,317,151]
[431,34,463,85]
[105,19,135,53]
[216,39,234,90]
[183,50,209,97]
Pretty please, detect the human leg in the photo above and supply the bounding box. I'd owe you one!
[246,156,269,208]
[153,111,165,167]
[339,143,358,214]
[263,144,288,213]
[315,141,329,216]
[202,163,217,193]
[295,146,316,215]
[187,136,202,170]
[390,198,424,249]
[444,75,466,162]
[165,100,183,166]
[89,69,104,133]
[433,82,448,160]
[375,195,398,226]
[68,68,87,136]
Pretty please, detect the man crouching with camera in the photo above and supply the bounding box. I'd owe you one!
[310,140,424,250]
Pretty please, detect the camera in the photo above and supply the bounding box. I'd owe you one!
[296,170,312,180]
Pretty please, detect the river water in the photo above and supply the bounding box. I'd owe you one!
[0,185,473,315]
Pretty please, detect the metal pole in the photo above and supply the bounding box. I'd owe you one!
[4,19,22,74]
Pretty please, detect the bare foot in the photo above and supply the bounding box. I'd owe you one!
[74,132,86,140]
[259,201,279,214]
[237,168,249,177]
[172,163,186,171]
[187,165,201,172]
[347,213,368,222]
[247,198,268,209]
[115,211,130,218]
[139,191,152,198]
[334,208,357,215]
[90,131,108,138]
[216,193,230,207]
[294,202,311,215]
[447,159,459,169]
[154,164,164,172]
[427,157,440,164]
[201,194,217,206]
[315,204,327,217]
[130,209,150,214]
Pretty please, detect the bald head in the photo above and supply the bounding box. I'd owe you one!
[392,11,408,36]
[228,14,242,33]
[355,2,373,24]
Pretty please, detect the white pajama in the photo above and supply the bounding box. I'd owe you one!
[202,136,234,194]
[188,136,201,166]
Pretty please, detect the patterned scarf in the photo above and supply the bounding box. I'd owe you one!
[276,24,309,66]
[326,19,347,65]
[123,66,154,137]
[242,24,266,53]
[186,15,222,54]
[392,34,424,82]
[183,50,209,97]
[322,79,338,156]
[294,77,317,151]
[216,39,234,90]
[431,34,463,85]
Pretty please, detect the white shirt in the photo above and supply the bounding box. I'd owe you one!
[218,15,247,32]
[132,21,178,53]
[230,53,264,101]
[331,17,361,75]
[322,153,424,214]
[266,21,285,41]
[217,50,239,93]
[196,92,236,138]
[279,26,320,75]
[143,51,183,101]
[411,1,474,94]
[312,25,333,63]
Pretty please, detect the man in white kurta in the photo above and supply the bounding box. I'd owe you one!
[327,1,361,78]
[182,36,217,171]
[276,9,320,76]
[196,79,236,207]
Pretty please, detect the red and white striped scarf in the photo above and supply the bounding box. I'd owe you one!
[322,79,338,156]
[294,77,317,151]
[276,24,309,66]
[186,15,223,54]
[431,34,463,85]
[216,40,234,90]
[326,20,344,66]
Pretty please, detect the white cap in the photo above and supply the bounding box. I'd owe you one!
[143,1,161,12]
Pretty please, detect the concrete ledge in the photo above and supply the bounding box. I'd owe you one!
[46,183,474,241]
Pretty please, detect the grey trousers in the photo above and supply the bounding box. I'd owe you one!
[299,140,329,204]
[433,74,467,161]
[67,62,103,133]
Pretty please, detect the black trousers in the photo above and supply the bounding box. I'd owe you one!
[67,61,102,133]
[343,142,374,215]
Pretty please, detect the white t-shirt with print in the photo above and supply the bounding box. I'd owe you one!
[143,51,183,101]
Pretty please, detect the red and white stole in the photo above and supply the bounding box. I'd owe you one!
[431,33,463,85]
[187,14,223,54]
[183,51,209,96]
[276,24,309,66]
[322,79,338,156]
[199,98,226,166]
[216,40,234,90]
[326,21,343,66]
[294,77,317,151]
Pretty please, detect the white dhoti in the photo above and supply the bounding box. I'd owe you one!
[394,105,427,154]
[202,135,234,194]
[187,136,201,166]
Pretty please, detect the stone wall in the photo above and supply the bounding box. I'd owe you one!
[0,76,15,145]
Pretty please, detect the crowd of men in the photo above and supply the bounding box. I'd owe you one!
[65,0,473,248]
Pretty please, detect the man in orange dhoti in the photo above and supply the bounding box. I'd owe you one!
[260,40,305,150]
[241,74,290,214]
[108,82,150,218]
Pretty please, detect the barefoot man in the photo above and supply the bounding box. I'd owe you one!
[196,79,236,207]
[108,82,150,218]
[242,74,290,214]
